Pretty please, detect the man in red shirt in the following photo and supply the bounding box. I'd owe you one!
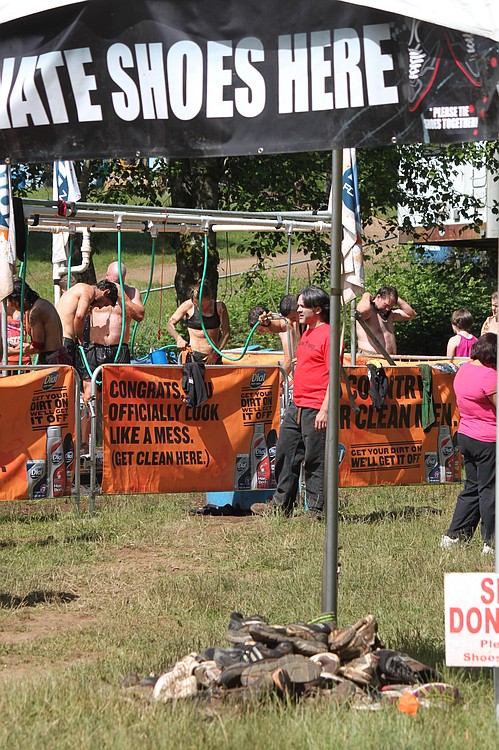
[251,286,330,519]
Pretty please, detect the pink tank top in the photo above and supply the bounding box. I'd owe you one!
[455,333,477,358]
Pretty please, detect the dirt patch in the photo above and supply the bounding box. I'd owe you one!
[129,248,318,286]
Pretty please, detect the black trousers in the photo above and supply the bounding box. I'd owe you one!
[272,401,326,514]
[447,433,496,544]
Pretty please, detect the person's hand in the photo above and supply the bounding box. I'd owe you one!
[315,408,328,431]
[176,337,188,350]
[205,350,219,364]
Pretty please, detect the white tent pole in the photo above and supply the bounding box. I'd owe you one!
[323,149,343,616]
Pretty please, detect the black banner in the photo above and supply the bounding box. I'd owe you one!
[1,0,498,162]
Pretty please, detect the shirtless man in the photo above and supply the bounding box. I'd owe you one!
[6,279,69,365]
[356,286,416,356]
[88,261,145,366]
[56,280,118,368]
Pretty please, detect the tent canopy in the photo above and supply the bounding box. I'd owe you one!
[1,0,498,162]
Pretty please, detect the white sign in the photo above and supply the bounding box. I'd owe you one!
[444,573,499,667]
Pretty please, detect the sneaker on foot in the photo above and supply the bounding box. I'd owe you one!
[482,542,494,555]
[440,534,459,549]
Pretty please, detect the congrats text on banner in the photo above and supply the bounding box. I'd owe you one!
[339,367,460,486]
[101,365,281,494]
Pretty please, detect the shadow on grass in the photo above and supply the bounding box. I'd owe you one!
[0,590,78,609]
[0,531,103,548]
[341,505,442,524]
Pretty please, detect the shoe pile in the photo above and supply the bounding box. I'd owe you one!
[122,611,461,711]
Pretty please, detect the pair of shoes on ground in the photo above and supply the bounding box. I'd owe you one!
[441,534,495,556]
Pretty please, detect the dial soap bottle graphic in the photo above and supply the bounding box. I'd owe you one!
[46,425,66,497]
[250,422,270,490]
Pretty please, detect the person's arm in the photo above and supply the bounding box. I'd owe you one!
[123,286,145,322]
[74,292,92,341]
[446,335,458,358]
[166,301,191,349]
[391,297,416,322]
[216,301,230,351]
[257,317,286,334]
[357,292,374,319]
[315,385,329,430]
[487,392,496,407]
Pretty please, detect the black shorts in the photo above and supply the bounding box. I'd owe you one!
[85,343,131,374]
[63,338,88,382]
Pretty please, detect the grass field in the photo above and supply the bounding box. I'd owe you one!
[0,484,496,749]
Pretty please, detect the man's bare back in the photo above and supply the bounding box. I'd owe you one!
[56,282,117,341]
[56,283,98,341]
[27,298,63,353]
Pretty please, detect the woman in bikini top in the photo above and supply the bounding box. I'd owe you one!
[166,279,231,364]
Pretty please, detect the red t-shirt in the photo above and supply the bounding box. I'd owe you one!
[293,323,330,409]
[454,361,497,442]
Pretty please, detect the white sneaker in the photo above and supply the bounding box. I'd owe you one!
[440,535,459,549]
[482,543,495,556]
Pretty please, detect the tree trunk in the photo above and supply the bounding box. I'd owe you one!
[168,158,224,304]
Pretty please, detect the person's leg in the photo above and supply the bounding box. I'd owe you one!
[300,408,326,515]
[446,433,480,541]
[475,439,496,544]
[271,402,305,514]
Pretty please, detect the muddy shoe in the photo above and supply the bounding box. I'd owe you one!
[193,661,221,688]
[199,645,252,669]
[289,637,329,657]
[153,673,198,702]
[310,652,341,677]
[247,622,289,645]
[377,649,441,685]
[217,662,248,689]
[328,625,357,654]
[285,623,329,644]
[352,614,380,649]
[272,655,322,696]
[339,652,380,687]
[240,659,281,689]
[226,611,268,644]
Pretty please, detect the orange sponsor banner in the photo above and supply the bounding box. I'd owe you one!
[339,367,460,486]
[0,367,76,501]
[101,365,281,494]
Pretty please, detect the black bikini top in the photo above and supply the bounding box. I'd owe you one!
[186,303,221,330]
